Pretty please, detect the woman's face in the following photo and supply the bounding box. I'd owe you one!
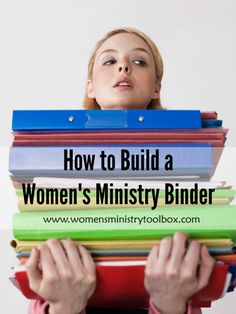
[87,33,160,110]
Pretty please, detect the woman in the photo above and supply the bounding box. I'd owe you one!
[27,28,214,314]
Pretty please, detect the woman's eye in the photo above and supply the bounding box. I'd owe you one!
[133,60,147,66]
[103,59,116,65]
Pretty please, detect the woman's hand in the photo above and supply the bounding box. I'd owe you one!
[26,239,96,314]
[144,232,215,314]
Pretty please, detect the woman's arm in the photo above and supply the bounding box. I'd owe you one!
[28,300,49,314]
[149,299,202,314]
[28,296,202,314]
[28,300,86,314]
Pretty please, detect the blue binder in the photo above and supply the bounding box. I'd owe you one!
[9,143,213,179]
[227,265,236,292]
[14,246,236,258]
[202,120,223,128]
[12,110,202,131]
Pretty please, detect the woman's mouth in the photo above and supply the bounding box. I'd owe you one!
[113,78,133,90]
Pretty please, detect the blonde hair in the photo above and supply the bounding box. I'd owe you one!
[83,27,163,110]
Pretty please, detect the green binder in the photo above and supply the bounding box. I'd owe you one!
[13,205,236,241]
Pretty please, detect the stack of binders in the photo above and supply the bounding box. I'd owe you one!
[9,109,236,309]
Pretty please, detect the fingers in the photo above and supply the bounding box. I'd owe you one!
[146,244,160,271]
[44,239,95,277]
[26,248,42,292]
[197,245,215,290]
[77,245,96,274]
[146,233,201,275]
[61,239,83,273]
[157,236,173,270]
[147,244,160,267]
[40,244,58,279]
[182,240,201,277]
[146,233,188,274]
[168,233,188,272]
[46,239,70,272]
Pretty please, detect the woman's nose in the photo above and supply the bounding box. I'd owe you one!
[118,64,131,74]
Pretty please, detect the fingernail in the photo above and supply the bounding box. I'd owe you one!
[203,245,208,253]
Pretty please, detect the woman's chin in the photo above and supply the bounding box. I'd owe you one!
[99,101,147,110]
[101,105,135,110]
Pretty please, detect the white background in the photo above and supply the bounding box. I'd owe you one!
[0,0,236,313]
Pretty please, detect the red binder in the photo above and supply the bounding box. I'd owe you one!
[12,139,225,147]
[13,130,226,140]
[201,112,218,120]
[13,128,227,147]
[14,263,228,309]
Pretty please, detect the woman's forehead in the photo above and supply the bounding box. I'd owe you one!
[95,33,152,57]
